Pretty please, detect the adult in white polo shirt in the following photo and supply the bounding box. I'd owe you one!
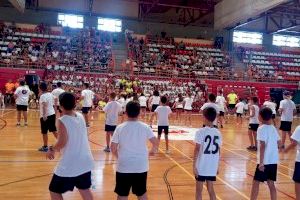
[14,80,30,126]
[38,82,57,152]
[46,92,94,200]
[111,101,158,199]
[201,94,219,128]
[80,83,95,127]
[51,82,65,116]
[263,97,277,126]
[279,91,296,149]
[103,92,122,153]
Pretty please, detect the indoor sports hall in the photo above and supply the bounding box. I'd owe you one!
[0,0,300,200]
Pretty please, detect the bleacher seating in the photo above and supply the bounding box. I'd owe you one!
[126,30,232,79]
[243,50,300,82]
[0,22,114,73]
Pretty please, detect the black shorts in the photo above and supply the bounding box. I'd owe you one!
[82,107,91,114]
[105,124,117,132]
[272,114,276,119]
[248,124,259,131]
[40,114,57,134]
[236,113,242,117]
[151,104,159,112]
[158,126,169,135]
[280,121,292,132]
[185,109,192,112]
[254,164,277,182]
[228,104,236,109]
[16,105,28,111]
[293,162,300,183]
[49,171,92,194]
[219,111,225,116]
[115,172,147,197]
[195,175,216,182]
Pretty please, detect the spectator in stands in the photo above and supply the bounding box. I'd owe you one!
[7,41,14,53]
[178,41,185,50]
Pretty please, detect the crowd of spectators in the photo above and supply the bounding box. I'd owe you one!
[126,30,232,79]
[0,22,113,73]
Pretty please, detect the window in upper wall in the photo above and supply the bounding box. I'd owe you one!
[97,18,122,32]
[58,13,84,29]
[233,31,263,44]
[273,34,300,48]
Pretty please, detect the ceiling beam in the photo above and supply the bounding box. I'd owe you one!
[271,24,300,34]
[139,1,211,11]
[231,14,266,30]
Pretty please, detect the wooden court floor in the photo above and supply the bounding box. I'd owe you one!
[0,109,299,200]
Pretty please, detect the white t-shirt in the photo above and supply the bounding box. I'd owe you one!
[139,96,148,107]
[249,105,259,124]
[52,88,65,106]
[103,101,122,126]
[111,121,155,173]
[291,126,300,162]
[184,97,193,110]
[201,102,219,126]
[155,106,172,126]
[151,96,160,105]
[235,102,245,114]
[117,97,125,109]
[257,124,280,164]
[216,95,226,112]
[39,92,55,117]
[55,112,94,177]
[279,99,296,122]
[81,89,95,107]
[194,127,222,176]
[263,101,276,115]
[175,98,184,109]
[14,86,30,106]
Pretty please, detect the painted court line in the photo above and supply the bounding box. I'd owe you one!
[223,140,294,171]
[169,144,250,200]
[159,148,223,200]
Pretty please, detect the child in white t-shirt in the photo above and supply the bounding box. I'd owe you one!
[235,98,245,125]
[111,101,158,199]
[284,125,300,200]
[250,107,280,200]
[103,92,122,153]
[150,96,172,154]
[247,97,260,151]
[193,107,222,200]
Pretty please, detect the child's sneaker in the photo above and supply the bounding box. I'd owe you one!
[38,146,48,152]
[247,146,254,151]
[103,146,111,152]
[165,149,171,154]
[16,123,20,126]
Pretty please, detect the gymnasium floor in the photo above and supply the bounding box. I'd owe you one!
[0,109,298,200]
